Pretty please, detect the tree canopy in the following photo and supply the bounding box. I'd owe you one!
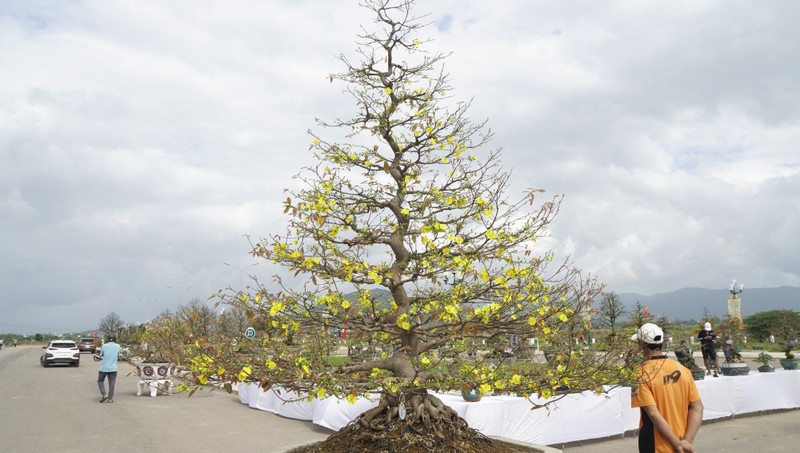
[98,311,124,337]
[744,309,800,342]
[181,0,636,418]
[598,292,626,336]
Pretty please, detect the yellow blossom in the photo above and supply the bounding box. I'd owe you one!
[237,366,252,381]
[397,313,411,330]
[269,301,285,316]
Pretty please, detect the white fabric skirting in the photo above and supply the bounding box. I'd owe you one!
[237,369,800,446]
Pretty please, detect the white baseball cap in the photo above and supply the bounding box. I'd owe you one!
[704,322,712,330]
[631,323,664,345]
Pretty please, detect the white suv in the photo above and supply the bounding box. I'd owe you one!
[40,340,80,367]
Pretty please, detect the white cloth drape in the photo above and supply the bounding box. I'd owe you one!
[237,369,800,446]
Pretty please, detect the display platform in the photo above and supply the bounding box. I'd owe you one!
[238,369,800,446]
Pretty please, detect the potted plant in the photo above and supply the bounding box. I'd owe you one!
[779,342,798,370]
[129,313,189,395]
[719,344,749,376]
[755,352,775,373]
[460,382,482,402]
[718,316,750,376]
[772,311,799,370]
[674,341,705,380]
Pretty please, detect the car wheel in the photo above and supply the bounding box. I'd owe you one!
[74,361,80,367]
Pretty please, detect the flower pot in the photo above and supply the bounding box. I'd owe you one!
[461,387,482,402]
[133,362,179,380]
[779,358,799,370]
[691,369,706,380]
[757,365,775,373]
[720,362,749,376]
[133,362,181,397]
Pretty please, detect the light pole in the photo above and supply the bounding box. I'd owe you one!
[224,262,259,287]
[728,279,744,297]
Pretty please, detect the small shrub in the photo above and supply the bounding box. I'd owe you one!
[756,352,774,367]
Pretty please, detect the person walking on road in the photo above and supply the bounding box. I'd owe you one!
[632,323,704,453]
[97,334,121,403]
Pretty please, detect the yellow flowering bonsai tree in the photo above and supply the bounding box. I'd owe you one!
[184,0,637,450]
[132,310,189,364]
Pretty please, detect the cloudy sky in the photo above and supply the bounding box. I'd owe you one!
[2,0,798,335]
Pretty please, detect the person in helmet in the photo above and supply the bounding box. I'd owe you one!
[97,334,121,403]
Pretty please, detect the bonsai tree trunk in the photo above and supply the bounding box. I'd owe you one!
[317,388,501,452]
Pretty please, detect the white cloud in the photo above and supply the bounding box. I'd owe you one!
[1,0,799,334]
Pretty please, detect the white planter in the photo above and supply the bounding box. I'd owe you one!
[133,362,181,397]
[133,362,179,380]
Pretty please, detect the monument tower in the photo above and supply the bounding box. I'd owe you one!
[727,279,744,322]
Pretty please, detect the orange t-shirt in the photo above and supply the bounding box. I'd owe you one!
[631,356,701,453]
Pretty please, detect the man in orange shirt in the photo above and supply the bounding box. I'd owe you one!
[631,323,704,453]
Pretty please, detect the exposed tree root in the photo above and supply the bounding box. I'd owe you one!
[288,389,525,453]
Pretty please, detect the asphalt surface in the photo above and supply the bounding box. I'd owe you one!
[2,345,797,452]
[0,345,331,452]
[561,409,800,452]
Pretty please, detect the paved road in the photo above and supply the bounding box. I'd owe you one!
[561,409,800,452]
[0,346,331,452]
[2,345,796,452]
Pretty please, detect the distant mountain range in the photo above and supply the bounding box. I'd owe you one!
[615,286,800,321]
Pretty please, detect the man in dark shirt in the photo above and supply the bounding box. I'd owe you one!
[697,322,719,375]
